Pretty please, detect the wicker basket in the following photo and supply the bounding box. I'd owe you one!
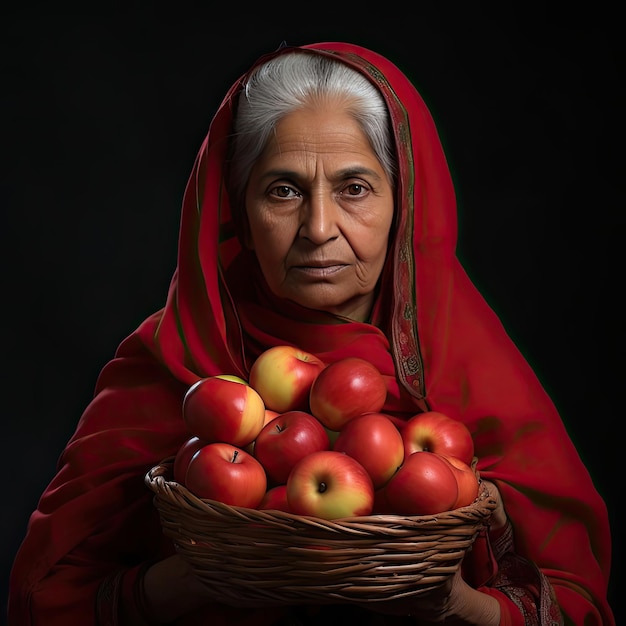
[145,458,496,608]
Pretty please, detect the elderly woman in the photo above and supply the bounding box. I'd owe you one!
[8,42,614,625]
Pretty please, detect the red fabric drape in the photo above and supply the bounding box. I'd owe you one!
[8,42,614,625]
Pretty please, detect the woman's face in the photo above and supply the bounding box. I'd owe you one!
[244,102,395,322]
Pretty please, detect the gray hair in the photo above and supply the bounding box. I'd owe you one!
[226,51,397,222]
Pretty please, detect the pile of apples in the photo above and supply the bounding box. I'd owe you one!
[173,345,480,520]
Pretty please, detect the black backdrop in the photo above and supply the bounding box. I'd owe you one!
[2,11,623,624]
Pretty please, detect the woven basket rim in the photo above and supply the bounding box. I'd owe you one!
[145,456,496,528]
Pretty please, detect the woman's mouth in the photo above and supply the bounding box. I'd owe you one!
[291,263,348,278]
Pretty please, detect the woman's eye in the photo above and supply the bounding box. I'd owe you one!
[270,185,299,199]
[345,183,367,196]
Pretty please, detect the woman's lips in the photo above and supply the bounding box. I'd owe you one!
[291,263,348,278]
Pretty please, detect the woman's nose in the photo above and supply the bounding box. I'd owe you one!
[298,192,340,244]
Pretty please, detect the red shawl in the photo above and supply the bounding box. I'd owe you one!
[8,42,614,626]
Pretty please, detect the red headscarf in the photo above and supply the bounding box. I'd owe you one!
[8,42,614,626]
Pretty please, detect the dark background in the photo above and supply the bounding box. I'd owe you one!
[2,11,623,624]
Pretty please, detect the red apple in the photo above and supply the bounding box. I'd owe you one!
[308,357,388,431]
[173,435,208,484]
[258,484,292,512]
[332,412,404,489]
[384,451,459,515]
[182,375,266,448]
[185,442,267,508]
[249,345,326,413]
[401,411,474,466]
[253,410,330,485]
[441,454,480,508]
[286,450,374,520]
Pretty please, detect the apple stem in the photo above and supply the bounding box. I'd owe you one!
[318,482,328,494]
[232,450,239,463]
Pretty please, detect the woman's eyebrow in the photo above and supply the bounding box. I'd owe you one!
[258,166,384,182]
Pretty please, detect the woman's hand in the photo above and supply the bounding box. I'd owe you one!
[358,567,500,625]
[480,479,508,532]
[127,555,288,625]
[124,554,214,624]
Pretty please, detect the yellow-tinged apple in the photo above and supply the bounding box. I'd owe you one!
[400,411,475,466]
[286,450,374,520]
[182,376,266,447]
[249,345,326,413]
